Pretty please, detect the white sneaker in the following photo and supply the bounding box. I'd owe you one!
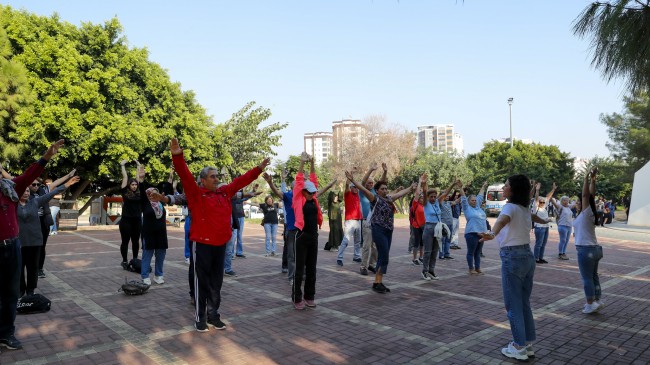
[582,302,599,314]
[421,272,431,281]
[428,272,440,280]
[525,344,535,358]
[501,342,528,361]
[185,257,190,264]
[142,278,152,285]
[595,300,605,311]
[154,276,165,284]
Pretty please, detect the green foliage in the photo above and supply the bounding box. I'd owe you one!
[393,148,472,191]
[573,1,650,92]
[576,156,633,200]
[600,91,650,171]
[467,141,575,196]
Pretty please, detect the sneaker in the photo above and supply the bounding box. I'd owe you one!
[293,300,306,310]
[418,257,424,263]
[474,269,484,275]
[372,283,386,294]
[224,271,237,277]
[336,260,343,266]
[595,300,605,311]
[0,335,23,350]
[195,321,209,332]
[185,257,190,264]
[469,269,478,275]
[501,342,528,361]
[360,268,368,276]
[367,265,376,273]
[235,254,246,258]
[582,302,599,314]
[121,261,129,270]
[143,278,151,285]
[540,259,548,264]
[412,259,420,266]
[444,256,454,260]
[288,278,293,286]
[305,299,317,307]
[282,267,288,273]
[559,254,569,260]
[154,276,164,284]
[38,270,46,278]
[208,318,227,330]
[525,344,535,358]
[378,283,391,292]
[428,271,439,280]
[421,271,431,281]
[480,253,485,258]
[352,257,362,263]
[271,252,276,256]
[451,245,461,250]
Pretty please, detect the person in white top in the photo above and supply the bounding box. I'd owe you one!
[550,192,577,260]
[532,182,557,264]
[480,174,551,362]
[574,168,604,315]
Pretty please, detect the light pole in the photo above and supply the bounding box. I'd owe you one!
[507,97,514,148]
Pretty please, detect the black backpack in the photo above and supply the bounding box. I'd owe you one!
[17,294,51,314]
[128,258,151,273]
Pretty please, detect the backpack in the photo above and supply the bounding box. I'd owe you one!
[128,258,150,273]
[17,294,51,314]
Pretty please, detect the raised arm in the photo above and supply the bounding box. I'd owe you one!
[529,179,537,200]
[533,182,541,205]
[298,152,309,174]
[414,173,426,200]
[262,172,282,198]
[345,167,359,193]
[168,166,174,184]
[361,162,378,186]
[477,181,488,197]
[120,160,128,188]
[48,169,76,189]
[346,170,374,202]
[581,169,594,210]
[438,179,457,204]
[37,176,80,206]
[545,182,557,202]
[136,161,145,183]
[392,182,417,201]
[317,178,338,197]
[0,164,12,179]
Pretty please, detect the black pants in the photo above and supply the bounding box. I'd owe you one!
[39,219,49,270]
[293,231,318,303]
[194,242,226,323]
[282,225,288,269]
[0,239,21,338]
[20,246,40,296]
[187,240,195,299]
[119,217,141,262]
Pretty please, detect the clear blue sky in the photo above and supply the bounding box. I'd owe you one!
[3,0,626,161]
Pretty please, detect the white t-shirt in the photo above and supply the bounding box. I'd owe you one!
[532,206,549,228]
[496,203,532,248]
[574,208,598,246]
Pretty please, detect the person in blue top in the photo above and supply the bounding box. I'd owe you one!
[264,170,296,283]
[459,180,488,275]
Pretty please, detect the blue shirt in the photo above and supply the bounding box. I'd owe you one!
[360,188,376,219]
[423,200,441,223]
[461,195,487,233]
[281,182,296,230]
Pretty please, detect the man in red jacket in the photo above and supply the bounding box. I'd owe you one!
[170,138,270,332]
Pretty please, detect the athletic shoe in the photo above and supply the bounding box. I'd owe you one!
[451,245,461,250]
[444,256,454,260]
[480,253,485,258]
[305,299,317,307]
[143,278,151,285]
[559,254,569,260]
[428,271,439,280]
[288,279,293,286]
[421,271,431,281]
[372,283,386,294]
[336,260,343,266]
[195,321,209,332]
[469,269,478,275]
[208,318,227,330]
[185,257,190,264]
[282,267,288,273]
[582,302,599,314]
[378,283,391,292]
[224,271,237,277]
[271,252,276,256]
[418,257,424,264]
[121,261,129,270]
[38,270,46,278]
[501,342,528,361]
[0,335,23,350]
[412,259,420,266]
[154,276,165,284]
[438,256,444,260]
[293,300,306,310]
[474,269,484,275]
[540,259,549,264]
[526,344,535,358]
[360,268,368,276]
[595,300,605,311]
[235,254,246,258]
[352,257,362,263]
[367,265,376,273]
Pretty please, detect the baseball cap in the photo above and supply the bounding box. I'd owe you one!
[303,181,318,193]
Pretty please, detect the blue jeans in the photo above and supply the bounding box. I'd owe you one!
[439,222,453,258]
[557,225,572,255]
[337,220,362,261]
[224,230,235,273]
[533,227,549,260]
[465,233,483,270]
[264,223,278,254]
[500,244,536,346]
[184,215,191,259]
[0,238,21,338]
[236,217,245,255]
[576,245,603,301]
[50,206,60,233]
[371,224,393,274]
[141,249,166,278]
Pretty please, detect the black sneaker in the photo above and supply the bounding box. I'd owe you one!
[0,335,23,350]
[418,257,424,263]
[480,253,485,258]
[337,260,343,266]
[38,270,46,278]
[195,321,209,332]
[352,257,362,263]
[367,265,376,273]
[224,270,237,277]
[372,283,386,294]
[378,283,391,292]
[282,267,288,273]
[445,256,454,260]
[208,318,227,330]
[235,254,246,258]
[360,268,368,276]
[121,261,129,270]
[540,259,548,264]
[412,259,420,266]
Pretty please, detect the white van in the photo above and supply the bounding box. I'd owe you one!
[485,183,507,216]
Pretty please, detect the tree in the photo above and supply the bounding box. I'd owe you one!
[575,156,632,200]
[573,1,650,92]
[466,141,575,196]
[392,148,473,193]
[600,91,650,171]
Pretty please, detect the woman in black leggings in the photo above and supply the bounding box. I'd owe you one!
[119,160,143,269]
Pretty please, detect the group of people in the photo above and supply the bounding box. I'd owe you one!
[0,138,606,363]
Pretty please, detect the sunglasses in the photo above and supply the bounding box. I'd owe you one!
[31,183,41,187]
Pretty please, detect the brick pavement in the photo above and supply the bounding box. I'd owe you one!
[2,219,650,365]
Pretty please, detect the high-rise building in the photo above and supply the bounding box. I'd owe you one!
[417,124,464,154]
[304,132,333,165]
[332,119,368,159]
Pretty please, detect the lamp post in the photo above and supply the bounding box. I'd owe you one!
[507,97,514,148]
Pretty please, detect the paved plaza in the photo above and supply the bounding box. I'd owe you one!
[2,219,650,365]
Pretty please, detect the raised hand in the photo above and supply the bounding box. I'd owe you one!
[170,138,182,156]
[120,160,127,166]
[345,170,354,181]
[44,139,65,160]
[282,169,289,179]
[369,162,378,171]
[147,190,166,202]
[535,182,541,191]
[552,182,557,190]
[262,172,272,182]
[382,162,388,171]
[420,173,428,183]
[301,152,310,162]
[65,176,80,188]
[258,157,271,170]
[410,182,417,190]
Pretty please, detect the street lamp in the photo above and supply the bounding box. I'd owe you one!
[507,97,514,148]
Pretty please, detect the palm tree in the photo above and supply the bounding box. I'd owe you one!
[573,1,650,92]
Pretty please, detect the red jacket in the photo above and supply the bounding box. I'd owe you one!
[172,153,262,245]
[292,172,323,231]
[0,159,46,241]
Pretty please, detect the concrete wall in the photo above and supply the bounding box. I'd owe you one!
[628,161,650,227]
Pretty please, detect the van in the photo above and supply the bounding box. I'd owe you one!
[485,183,507,217]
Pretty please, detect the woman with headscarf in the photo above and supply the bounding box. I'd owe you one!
[119,160,143,269]
[139,166,169,285]
[325,190,343,251]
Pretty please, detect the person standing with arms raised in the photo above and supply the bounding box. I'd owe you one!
[170,138,269,332]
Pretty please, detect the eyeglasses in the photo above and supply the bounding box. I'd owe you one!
[31,183,40,187]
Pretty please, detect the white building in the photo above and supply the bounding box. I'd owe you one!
[417,124,464,154]
[496,137,534,145]
[332,119,368,159]
[303,132,333,165]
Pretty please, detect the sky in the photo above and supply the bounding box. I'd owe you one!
[2,1,628,161]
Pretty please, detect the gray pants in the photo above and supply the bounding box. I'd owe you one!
[286,229,298,281]
[422,222,439,274]
[361,221,377,269]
